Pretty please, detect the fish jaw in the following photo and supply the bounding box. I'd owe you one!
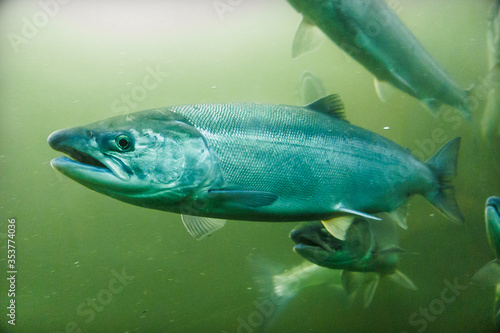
[47,109,219,213]
[486,196,500,258]
[290,222,354,269]
[48,128,153,196]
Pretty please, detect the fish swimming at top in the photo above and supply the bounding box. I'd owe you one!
[287,0,471,119]
[47,95,464,240]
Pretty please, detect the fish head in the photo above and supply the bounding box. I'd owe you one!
[486,196,500,258]
[48,109,216,207]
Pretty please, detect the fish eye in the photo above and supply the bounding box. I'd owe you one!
[115,134,133,152]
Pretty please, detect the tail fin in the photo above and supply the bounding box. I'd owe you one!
[424,137,464,223]
[247,256,299,330]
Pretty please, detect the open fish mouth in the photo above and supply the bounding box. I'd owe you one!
[290,225,343,254]
[48,129,131,181]
[50,156,112,176]
[293,236,335,253]
[61,148,107,169]
[51,146,109,172]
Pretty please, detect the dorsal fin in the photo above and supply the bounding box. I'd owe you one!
[305,94,347,121]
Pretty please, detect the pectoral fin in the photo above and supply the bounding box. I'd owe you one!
[181,215,226,241]
[472,259,500,286]
[292,17,325,58]
[208,189,278,208]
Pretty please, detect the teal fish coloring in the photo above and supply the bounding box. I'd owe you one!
[48,95,463,240]
[290,218,417,307]
[286,0,471,119]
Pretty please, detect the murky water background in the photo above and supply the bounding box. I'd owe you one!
[0,0,499,332]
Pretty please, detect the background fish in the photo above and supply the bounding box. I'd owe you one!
[290,217,417,307]
[299,71,327,104]
[48,95,464,240]
[287,0,471,119]
[472,197,500,285]
[481,0,500,148]
[472,196,500,330]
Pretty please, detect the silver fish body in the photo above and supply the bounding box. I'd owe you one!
[169,101,429,220]
[287,0,471,119]
[48,95,463,238]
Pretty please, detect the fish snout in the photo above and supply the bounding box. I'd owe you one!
[289,228,301,243]
[48,127,88,152]
[486,197,500,213]
[48,129,69,150]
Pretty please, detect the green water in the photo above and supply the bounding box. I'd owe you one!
[0,0,499,332]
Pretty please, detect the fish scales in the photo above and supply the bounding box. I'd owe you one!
[170,102,429,215]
